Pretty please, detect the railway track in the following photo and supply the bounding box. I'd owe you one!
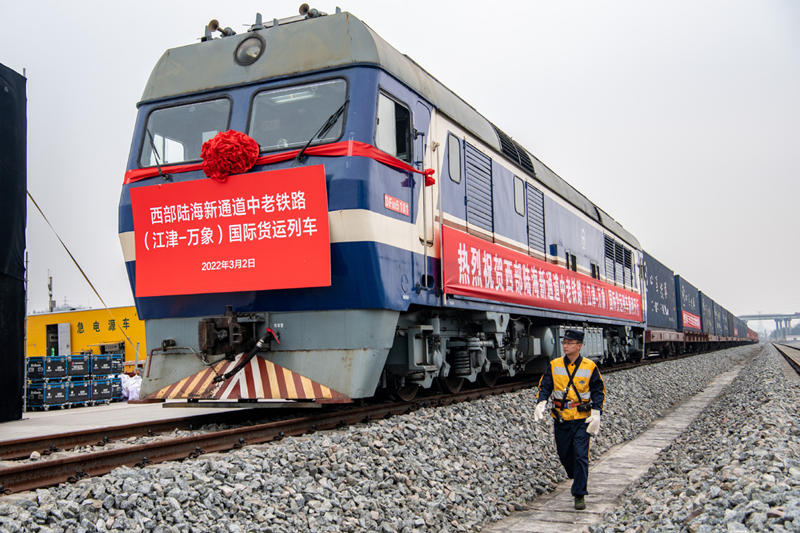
[773,343,800,376]
[0,379,535,494]
[0,407,304,462]
[0,348,721,494]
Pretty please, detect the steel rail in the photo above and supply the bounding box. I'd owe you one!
[0,380,534,494]
[0,407,302,461]
[773,343,800,376]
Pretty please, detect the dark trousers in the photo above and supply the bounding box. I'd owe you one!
[553,419,591,496]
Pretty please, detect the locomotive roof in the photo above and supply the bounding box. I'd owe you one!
[141,11,640,249]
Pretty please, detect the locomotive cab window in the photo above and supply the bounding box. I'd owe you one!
[514,176,525,215]
[139,98,230,167]
[448,134,461,183]
[248,79,347,152]
[376,92,411,162]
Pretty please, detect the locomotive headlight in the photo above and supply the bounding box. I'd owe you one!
[234,35,265,65]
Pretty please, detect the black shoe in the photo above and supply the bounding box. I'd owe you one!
[574,496,586,510]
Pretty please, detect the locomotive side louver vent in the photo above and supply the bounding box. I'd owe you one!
[614,241,625,286]
[624,248,633,288]
[514,142,535,174]
[526,184,545,256]
[604,236,616,285]
[464,141,494,233]
[496,128,519,160]
[493,126,536,176]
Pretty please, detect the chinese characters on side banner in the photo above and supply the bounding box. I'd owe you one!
[442,226,643,322]
[130,166,331,297]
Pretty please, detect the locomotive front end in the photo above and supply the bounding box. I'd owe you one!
[119,9,435,402]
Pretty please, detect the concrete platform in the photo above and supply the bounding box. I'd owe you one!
[0,402,244,442]
[484,358,748,533]
[775,343,800,383]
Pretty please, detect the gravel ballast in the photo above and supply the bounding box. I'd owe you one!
[590,344,800,533]
[0,345,761,532]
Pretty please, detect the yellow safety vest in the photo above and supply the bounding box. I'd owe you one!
[549,356,597,421]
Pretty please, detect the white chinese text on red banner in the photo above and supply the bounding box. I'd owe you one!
[442,226,643,322]
[131,166,331,297]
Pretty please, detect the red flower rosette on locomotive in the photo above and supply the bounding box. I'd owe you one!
[201,130,260,181]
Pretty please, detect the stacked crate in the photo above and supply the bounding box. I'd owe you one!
[90,354,124,404]
[26,353,124,410]
[26,356,69,410]
[67,355,91,406]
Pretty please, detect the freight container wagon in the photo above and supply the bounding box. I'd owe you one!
[643,252,677,330]
[674,276,702,333]
[713,301,725,337]
[714,302,728,337]
[699,292,715,336]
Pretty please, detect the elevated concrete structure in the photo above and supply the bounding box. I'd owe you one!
[739,312,800,341]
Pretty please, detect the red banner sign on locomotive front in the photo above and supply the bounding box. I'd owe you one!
[442,226,643,322]
[130,165,331,297]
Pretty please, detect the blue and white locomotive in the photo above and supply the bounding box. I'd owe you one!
[119,7,647,403]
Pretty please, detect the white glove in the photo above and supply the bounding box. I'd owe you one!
[533,401,547,422]
[585,409,601,435]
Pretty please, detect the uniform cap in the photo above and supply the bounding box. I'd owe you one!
[563,329,584,342]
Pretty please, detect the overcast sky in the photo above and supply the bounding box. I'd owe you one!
[4,1,798,334]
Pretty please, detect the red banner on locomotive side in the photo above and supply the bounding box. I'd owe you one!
[442,226,643,322]
[130,165,331,297]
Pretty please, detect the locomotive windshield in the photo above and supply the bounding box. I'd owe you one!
[248,79,346,152]
[139,98,230,167]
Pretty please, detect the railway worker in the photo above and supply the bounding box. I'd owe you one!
[533,329,605,510]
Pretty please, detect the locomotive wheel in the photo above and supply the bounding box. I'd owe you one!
[478,370,500,387]
[437,376,464,394]
[389,377,419,402]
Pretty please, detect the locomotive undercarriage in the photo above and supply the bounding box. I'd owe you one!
[382,307,644,400]
[140,307,643,402]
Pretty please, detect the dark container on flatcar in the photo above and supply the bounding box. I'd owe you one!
[643,252,677,330]
[675,276,702,332]
[699,292,715,335]
[721,308,731,337]
[713,301,728,337]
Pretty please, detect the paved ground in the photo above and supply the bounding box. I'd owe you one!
[484,360,748,533]
[0,401,242,441]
